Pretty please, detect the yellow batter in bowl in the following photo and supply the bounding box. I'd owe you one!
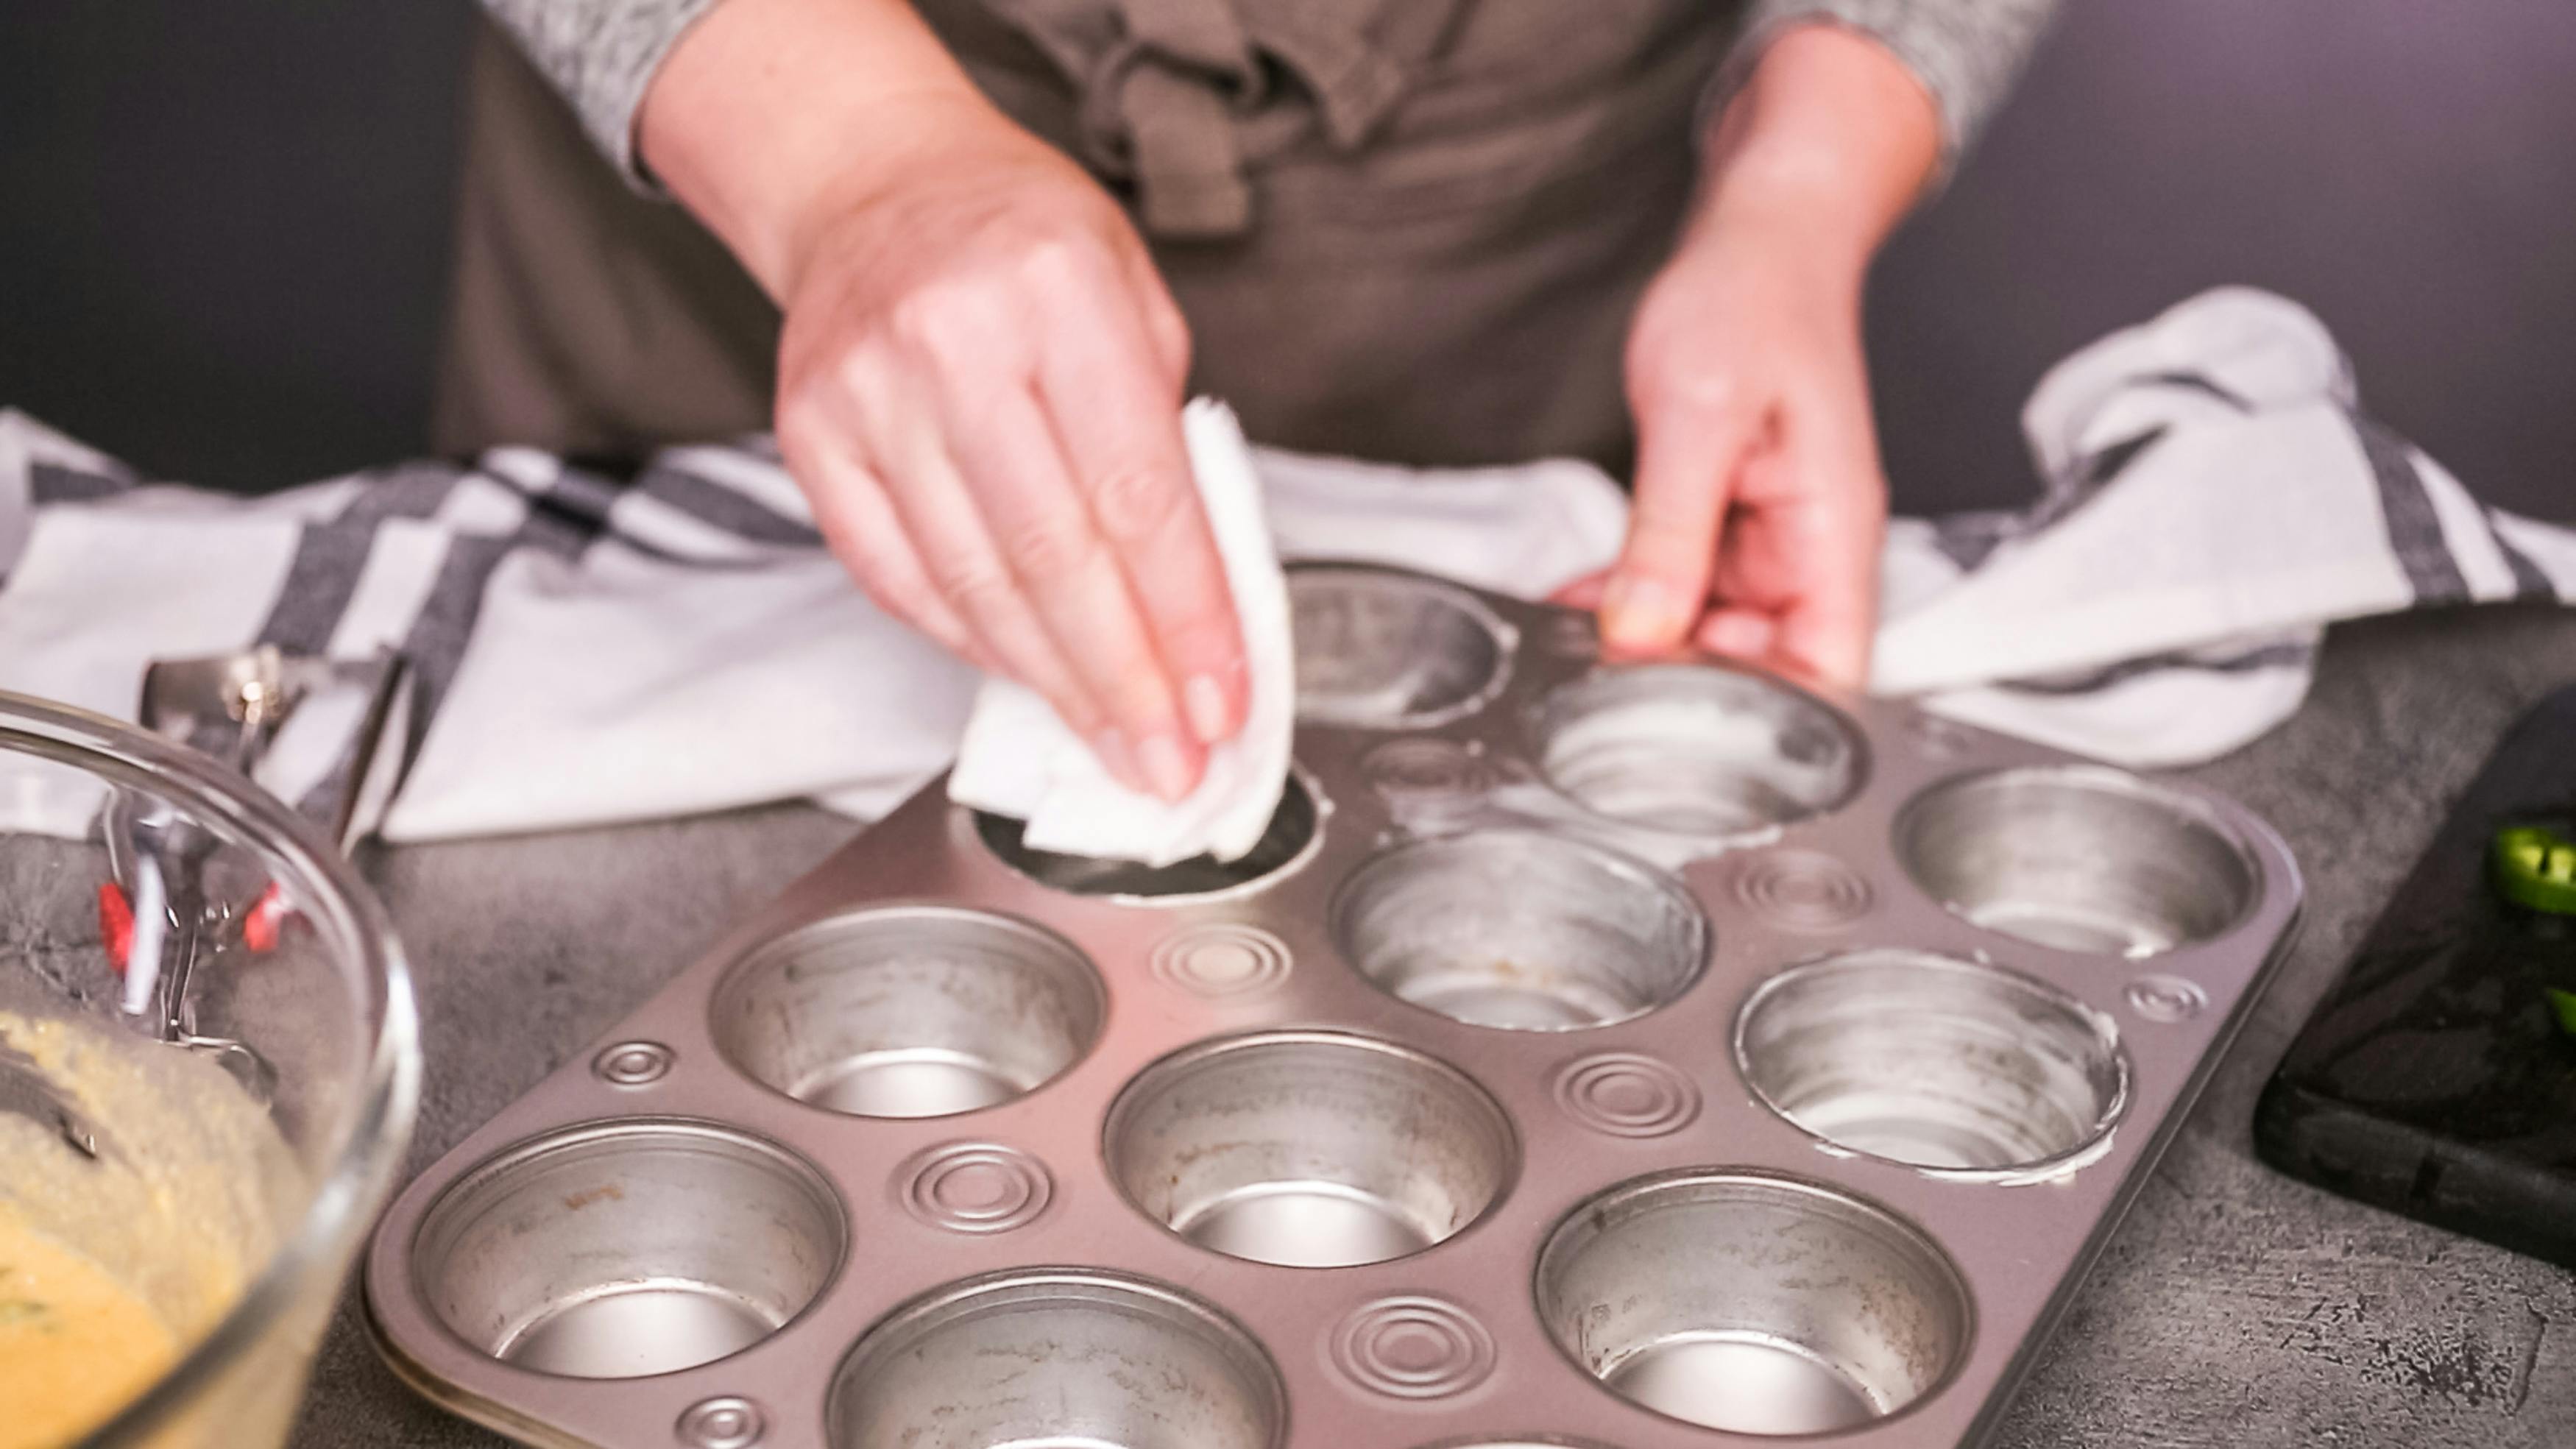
[0,692,417,1449]
[0,1012,300,1448]
[0,1216,179,1449]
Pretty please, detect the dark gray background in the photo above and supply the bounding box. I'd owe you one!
[0,0,2568,518]
[0,4,470,491]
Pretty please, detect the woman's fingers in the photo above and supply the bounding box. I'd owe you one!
[945,378,1206,799]
[760,129,1245,798]
[1604,362,1762,656]
[1036,259,1245,748]
[1599,373,1881,687]
[784,419,988,668]
[1691,606,1780,662]
[1124,247,1195,387]
[1763,502,1880,687]
[858,367,1161,793]
[1752,387,1883,688]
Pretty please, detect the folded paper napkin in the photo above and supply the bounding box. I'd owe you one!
[2,287,2570,844]
[947,400,1294,865]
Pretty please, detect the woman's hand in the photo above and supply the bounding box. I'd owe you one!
[1604,209,1886,687]
[641,0,1245,801]
[773,116,1243,801]
[1590,24,1944,689]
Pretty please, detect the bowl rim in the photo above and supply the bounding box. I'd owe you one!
[0,690,420,1448]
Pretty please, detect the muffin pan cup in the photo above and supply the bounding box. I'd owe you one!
[365,562,2302,1449]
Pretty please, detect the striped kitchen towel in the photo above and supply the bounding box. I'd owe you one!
[0,286,2566,841]
[1873,286,2576,762]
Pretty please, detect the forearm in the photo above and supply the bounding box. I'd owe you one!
[634,0,1002,299]
[1685,25,1945,280]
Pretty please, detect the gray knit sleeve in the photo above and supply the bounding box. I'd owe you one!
[1717,0,2062,163]
[479,0,725,183]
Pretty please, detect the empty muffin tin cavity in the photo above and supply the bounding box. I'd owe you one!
[1736,950,2129,1175]
[1104,1031,1516,1268]
[1334,830,1708,1030]
[1289,567,1515,728]
[1897,767,2260,957]
[1535,665,1864,836]
[409,1120,843,1379]
[827,1269,1285,1449]
[972,774,1320,900]
[1535,1171,1971,1436]
[710,906,1104,1118]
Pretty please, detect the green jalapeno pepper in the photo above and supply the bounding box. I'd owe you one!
[2493,824,2576,1036]
[2493,824,2576,915]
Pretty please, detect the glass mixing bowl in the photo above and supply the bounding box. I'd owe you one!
[0,692,418,1448]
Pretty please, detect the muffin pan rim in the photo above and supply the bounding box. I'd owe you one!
[1287,562,1524,732]
[1730,946,2137,1183]
[1527,1165,1981,1438]
[362,567,2304,1449]
[704,901,1112,1120]
[1098,1025,1526,1269]
[403,1115,853,1384]
[1889,762,2271,957]
[1526,657,1877,843]
[1326,824,1717,1033]
[823,1264,1293,1449]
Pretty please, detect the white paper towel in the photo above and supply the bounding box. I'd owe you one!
[945,400,1295,865]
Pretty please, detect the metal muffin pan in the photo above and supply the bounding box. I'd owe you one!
[364,561,2303,1449]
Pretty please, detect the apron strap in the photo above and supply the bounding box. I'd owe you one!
[990,0,1458,238]
[1115,60,1255,236]
[1097,0,1262,238]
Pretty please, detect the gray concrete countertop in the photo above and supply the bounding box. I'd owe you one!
[293,606,2576,1448]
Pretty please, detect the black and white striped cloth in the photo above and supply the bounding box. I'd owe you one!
[1875,286,2575,762]
[1,286,2563,842]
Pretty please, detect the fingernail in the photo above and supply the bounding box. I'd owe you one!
[1601,575,1671,650]
[1136,731,1197,801]
[1092,730,1144,792]
[1183,673,1232,744]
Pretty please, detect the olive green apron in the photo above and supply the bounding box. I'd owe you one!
[434,0,1731,472]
